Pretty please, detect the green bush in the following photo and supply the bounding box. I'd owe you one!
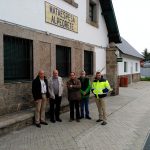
[140,77,150,81]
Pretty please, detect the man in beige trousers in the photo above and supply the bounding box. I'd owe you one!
[91,72,111,125]
[32,70,50,128]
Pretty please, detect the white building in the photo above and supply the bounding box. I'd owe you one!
[0,0,121,115]
[117,37,143,85]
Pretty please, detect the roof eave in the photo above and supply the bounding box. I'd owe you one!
[99,0,121,44]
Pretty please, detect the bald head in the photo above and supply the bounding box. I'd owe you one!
[38,70,45,79]
[53,69,59,78]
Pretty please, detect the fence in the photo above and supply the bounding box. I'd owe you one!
[141,67,150,77]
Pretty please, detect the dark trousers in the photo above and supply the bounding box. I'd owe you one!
[80,97,89,117]
[49,95,62,120]
[69,100,80,120]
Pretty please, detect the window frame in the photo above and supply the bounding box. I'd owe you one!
[89,2,95,22]
[56,45,71,77]
[86,0,99,27]
[3,35,33,82]
[84,50,93,75]
[135,62,138,72]
[124,61,127,73]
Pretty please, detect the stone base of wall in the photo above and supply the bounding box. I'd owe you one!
[0,96,95,137]
[119,73,141,87]
[132,73,141,82]
[0,82,34,116]
[0,21,95,116]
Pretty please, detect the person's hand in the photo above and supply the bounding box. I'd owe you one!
[83,92,86,95]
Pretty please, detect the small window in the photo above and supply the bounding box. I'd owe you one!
[84,50,93,75]
[4,35,33,82]
[86,0,98,27]
[135,63,138,72]
[56,45,71,77]
[89,2,95,22]
[124,62,127,72]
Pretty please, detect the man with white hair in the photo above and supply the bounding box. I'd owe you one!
[32,70,49,128]
[48,69,63,123]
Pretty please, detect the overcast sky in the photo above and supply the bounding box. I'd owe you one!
[112,0,150,54]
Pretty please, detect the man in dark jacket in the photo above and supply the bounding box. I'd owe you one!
[78,71,91,119]
[32,70,49,128]
[67,72,81,122]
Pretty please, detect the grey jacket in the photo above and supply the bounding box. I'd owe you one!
[48,76,63,99]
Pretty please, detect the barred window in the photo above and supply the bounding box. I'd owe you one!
[84,50,93,75]
[4,35,33,82]
[56,45,71,77]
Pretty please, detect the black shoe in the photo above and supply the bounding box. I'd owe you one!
[85,116,92,120]
[76,119,80,122]
[101,121,107,125]
[80,116,84,119]
[69,119,74,122]
[96,119,103,122]
[56,118,62,122]
[40,121,48,125]
[50,119,56,123]
[35,123,41,128]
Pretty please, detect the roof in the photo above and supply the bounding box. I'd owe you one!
[99,0,121,43]
[117,37,144,59]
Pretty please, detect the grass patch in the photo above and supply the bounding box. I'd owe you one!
[141,77,150,81]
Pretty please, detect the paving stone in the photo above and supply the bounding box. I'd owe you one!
[0,81,150,150]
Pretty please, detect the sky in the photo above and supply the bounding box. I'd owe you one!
[112,0,150,54]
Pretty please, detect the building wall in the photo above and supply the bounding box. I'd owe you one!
[0,0,109,48]
[106,46,119,95]
[118,54,141,75]
[0,22,99,115]
[95,47,106,74]
[118,73,140,86]
[0,0,109,115]
[118,54,141,85]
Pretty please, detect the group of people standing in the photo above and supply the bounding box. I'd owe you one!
[32,69,111,128]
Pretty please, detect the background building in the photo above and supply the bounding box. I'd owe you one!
[117,37,143,85]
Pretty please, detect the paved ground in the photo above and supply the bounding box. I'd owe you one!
[0,81,150,150]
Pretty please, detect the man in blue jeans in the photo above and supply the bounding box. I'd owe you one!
[78,71,91,119]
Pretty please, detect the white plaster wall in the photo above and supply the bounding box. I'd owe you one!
[0,0,109,47]
[118,54,141,75]
[95,47,106,74]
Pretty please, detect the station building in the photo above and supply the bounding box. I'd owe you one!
[0,0,121,115]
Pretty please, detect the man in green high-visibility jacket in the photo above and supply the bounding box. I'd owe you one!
[91,72,111,125]
[78,71,91,120]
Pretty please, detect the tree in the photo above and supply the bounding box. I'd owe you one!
[142,48,150,61]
